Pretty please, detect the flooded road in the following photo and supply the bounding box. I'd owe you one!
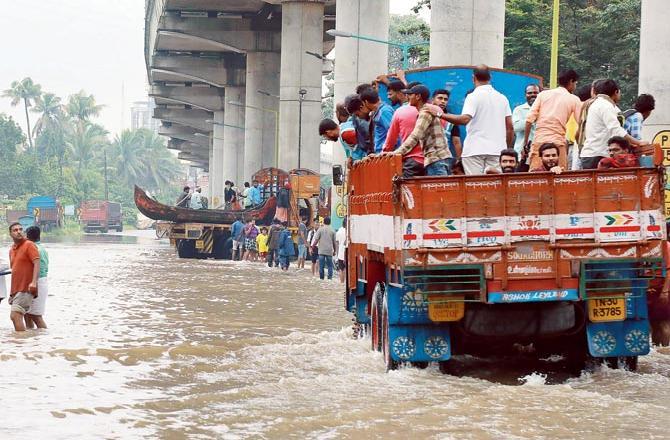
[1,233,669,439]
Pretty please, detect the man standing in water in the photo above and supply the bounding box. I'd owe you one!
[7,223,40,332]
[25,226,48,329]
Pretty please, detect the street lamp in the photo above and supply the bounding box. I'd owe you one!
[228,100,280,168]
[327,29,429,70]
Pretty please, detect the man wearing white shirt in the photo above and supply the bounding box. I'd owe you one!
[579,79,648,169]
[513,84,540,156]
[335,218,347,284]
[432,65,514,175]
[0,258,8,304]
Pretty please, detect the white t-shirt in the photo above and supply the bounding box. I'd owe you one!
[335,227,346,261]
[580,96,628,158]
[461,84,512,157]
[0,260,8,299]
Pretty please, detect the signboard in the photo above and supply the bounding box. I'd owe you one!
[656,130,670,217]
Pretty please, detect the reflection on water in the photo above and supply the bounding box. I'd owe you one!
[1,235,669,439]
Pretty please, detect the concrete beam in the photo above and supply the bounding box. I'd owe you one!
[151,85,225,112]
[158,125,210,148]
[153,107,213,132]
[150,54,245,87]
[429,0,505,68]
[158,16,281,52]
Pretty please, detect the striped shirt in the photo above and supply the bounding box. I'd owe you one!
[396,104,451,166]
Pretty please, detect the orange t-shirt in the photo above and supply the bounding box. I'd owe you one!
[9,239,39,296]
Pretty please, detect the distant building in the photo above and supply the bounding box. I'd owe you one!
[131,100,160,132]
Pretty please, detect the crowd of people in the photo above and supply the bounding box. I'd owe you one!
[319,65,656,177]
[228,214,346,282]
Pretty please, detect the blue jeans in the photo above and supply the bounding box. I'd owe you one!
[425,159,449,176]
[318,255,334,280]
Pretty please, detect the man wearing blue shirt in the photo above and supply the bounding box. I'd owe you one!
[248,180,264,207]
[231,217,245,261]
[361,89,395,153]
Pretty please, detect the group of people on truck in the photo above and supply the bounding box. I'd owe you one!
[319,65,656,177]
[176,186,208,210]
[320,64,668,346]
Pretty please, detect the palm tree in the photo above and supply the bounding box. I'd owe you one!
[111,129,145,186]
[136,129,182,191]
[33,92,68,195]
[66,122,108,178]
[32,92,63,137]
[2,77,42,150]
[65,90,103,123]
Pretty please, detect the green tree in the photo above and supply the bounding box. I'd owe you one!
[32,92,64,139]
[2,77,42,150]
[66,122,108,178]
[0,114,25,160]
[66,90,103,122]
[388,14,430,71]
[110,129,144,186]
[137,129,182,191]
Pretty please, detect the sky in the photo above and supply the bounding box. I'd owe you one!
[0,0,425,137]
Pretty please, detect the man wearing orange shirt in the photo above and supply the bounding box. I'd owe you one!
[524,69,582,170]
[7,222,40,332]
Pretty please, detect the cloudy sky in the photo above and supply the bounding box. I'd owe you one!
[0,0,426,136]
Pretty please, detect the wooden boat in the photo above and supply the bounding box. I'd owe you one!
[134,186,277,225]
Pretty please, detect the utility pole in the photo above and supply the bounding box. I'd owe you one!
[104,150,109,201]
[298,88,307,169]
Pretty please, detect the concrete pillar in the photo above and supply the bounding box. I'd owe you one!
[429,0,505,68]
[244,51,281,180]
[211,111,225,206]
[639,0,670,142]
[208,137,214,203]
[278,0,324,172]
[223,87,245,185]
[331,0,389,229]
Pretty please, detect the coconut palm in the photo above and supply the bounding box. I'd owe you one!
[66,122,108,178]
[136,129,183,191]
[2,77,42,150]
[111,129,145,186]
[32,92,64,137]
[66,90,103,122]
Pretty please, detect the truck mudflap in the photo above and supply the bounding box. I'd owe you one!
[581,259,658,358]
[347,280,370,325]
[388,324,452,362]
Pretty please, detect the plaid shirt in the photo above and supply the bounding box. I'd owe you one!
[396,104,451,166]
[624,111,643,140]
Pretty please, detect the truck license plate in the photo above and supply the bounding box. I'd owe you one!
[195,240,204,249]
[588,297,626,322]
[428,295,464,322]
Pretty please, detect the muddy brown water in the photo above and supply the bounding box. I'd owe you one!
[1,232,669,439]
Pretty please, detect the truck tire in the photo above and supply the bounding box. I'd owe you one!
[117,224,123,232]
[382,293,399,371]
[371,283,384,352]
[177,239,197,259]
[213,233,232,260]
[604,356,638,371]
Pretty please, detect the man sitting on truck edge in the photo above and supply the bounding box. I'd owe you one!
[598,136,640,170]
[530,142,564,174]
[393,84,451,176]
[429,65,513,175]
[486,149,519,174]
[176,186,190,208]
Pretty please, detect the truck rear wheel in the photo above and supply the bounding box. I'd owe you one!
[605,356,638,371]
[382,293,398,371]
[177,239,197,259]
[370,283,384,352]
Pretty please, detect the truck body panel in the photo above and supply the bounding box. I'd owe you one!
[27,196,63,229]
[80,200,123,232]
[346,155,664,368]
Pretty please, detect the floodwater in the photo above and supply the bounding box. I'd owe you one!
[1,232,669,439]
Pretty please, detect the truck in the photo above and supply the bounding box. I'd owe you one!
[80,200,123,233]
[346,155,664,372]
[27,196,63,231]
[134,168,322,259]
